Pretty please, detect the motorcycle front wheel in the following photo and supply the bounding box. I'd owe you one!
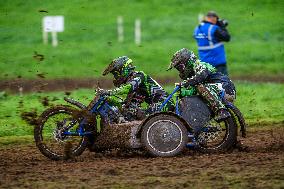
[34,105,90,160]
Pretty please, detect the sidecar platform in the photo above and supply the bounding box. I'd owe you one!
[93,121,143,150]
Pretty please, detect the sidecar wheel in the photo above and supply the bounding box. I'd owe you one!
[141,114,188,157]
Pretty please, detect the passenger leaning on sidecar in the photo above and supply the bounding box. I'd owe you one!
[167,48,236,122]
[102,56,174,116]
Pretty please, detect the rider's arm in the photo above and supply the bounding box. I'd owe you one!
[109,83,132,96]
[214,27,230,42]
[109,75,143,96]
[182,63,210,87]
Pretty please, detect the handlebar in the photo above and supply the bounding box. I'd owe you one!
[158,85,181,112]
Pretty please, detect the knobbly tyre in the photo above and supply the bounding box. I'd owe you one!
[34,84,246,160]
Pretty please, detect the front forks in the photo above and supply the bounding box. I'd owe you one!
[53,118,78,141]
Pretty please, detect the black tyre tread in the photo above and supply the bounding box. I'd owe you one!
[34,105,87,160]
[197,116,237,153]
[228,105,247,137]
[141,114,188,157]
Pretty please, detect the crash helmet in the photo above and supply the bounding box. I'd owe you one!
[167,48,197,72]
[103,56,136,86]
[167,48,197,80]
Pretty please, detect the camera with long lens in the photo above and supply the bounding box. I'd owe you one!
[217,19,229,28]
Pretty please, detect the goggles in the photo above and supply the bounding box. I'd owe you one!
[111,70,121,79]
[174,63,186,72]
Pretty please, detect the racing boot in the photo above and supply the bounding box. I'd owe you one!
[197,84,230,122]
[215,108,231,122]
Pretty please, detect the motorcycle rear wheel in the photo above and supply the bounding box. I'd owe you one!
[196,116,237,153]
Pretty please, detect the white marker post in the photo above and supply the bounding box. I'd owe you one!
[135,19,141,45]
[42,16,64,47]
[117,16,124,42]
[19,87,23,97]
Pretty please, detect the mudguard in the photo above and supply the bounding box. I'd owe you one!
[137,111,193,138]
[64,97,87,110]
[226,102,247,137]
[179,96,212,134]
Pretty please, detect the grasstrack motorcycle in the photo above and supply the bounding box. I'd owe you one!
[34,85,246,160]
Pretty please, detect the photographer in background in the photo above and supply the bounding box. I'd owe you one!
[193,11,230,75]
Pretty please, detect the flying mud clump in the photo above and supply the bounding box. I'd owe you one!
[20,110,38,126]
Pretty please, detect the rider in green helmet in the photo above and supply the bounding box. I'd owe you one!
[102,56,174,116]
[168,48,236,122]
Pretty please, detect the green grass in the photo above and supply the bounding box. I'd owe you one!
[0,82,283,141]
[0,135,34,146]
[0,0,284,80]
[0,88,96,137]
[233,82,284,125]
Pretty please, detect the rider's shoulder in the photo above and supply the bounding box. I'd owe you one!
[196,60,216,72]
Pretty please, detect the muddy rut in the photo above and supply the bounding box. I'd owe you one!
[0,127,283,189]
[1,75,284,94]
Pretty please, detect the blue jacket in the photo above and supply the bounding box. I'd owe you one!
[194,22,227,67]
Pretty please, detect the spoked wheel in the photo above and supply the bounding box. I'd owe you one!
[34,105,90,160]
[141,114,188,157]
[196,116,237,153]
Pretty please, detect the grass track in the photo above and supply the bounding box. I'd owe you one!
[1,0,284,79]
[0,82,283,138]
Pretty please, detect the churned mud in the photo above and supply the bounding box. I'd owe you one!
[0,127,283,189]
